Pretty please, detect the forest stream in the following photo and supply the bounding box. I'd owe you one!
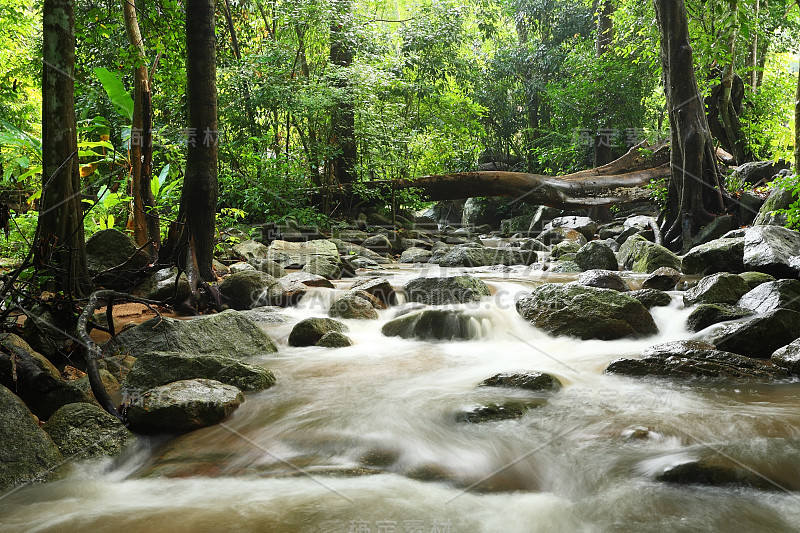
[2,265,800,533]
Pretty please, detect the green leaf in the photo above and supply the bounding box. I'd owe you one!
[94,67,133,120]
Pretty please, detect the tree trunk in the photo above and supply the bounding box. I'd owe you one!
[123,0,158,261]
[795,48,800,173]
[717,0,751,165]
[654,0,726,252]
[37,0,93,297]
[388,142,670,209]
[176,0,218,281]
[329,1,356,185]
[593,0,614,168]
[746,0,760,92]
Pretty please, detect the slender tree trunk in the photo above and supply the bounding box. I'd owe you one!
[178,0,218,281]
[747,0,760,92]
[38,0,93,297]
[330,0,356,184]
[654,0,726,252]
[593,0,614,168]
[718,0,751,165]
[795,52,800,173]
[123,0,158,261]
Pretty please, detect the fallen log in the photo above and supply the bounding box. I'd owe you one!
[391,142,671,209]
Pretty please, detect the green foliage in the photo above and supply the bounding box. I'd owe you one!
[645,177,669,209]
[773,174,800,230]
[93,67,134,121]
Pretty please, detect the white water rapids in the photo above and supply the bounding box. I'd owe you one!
[2,265,800,532]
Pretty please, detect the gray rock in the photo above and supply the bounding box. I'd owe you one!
[710,309,800,359]
[682,237,745,275]
[738,271,776,290]
[350,277,398,306]
[737,279,800,314]
[577,270,630,292]
[249,258,287,278]
[0,385,63,491]
[731,160,789,185]
[738,190,765,225]
[538,227,587,246]
[478,371,561,391]
[771,338,800,374]
[605,340,787,381]
[122,351,276,394]
[544,216,598,240]
[229,261,256,274]
[656,458,779,490]
[683,272,752,306]
[267,239,339,268]
[127,379,244,434]
[550,240,582,259]
[619,234,682,273]
[686,304,753,332]
[643,267,681,291]
[351,257,382,269]
[743,225,800,278]
[43,403,133,459]
[458,399,547,423]
[549,260,583,273]
[106,310,278,359]
[527,206,564,235]
[279,271,335,289]
[404,275,491,305]
[329,238,392,264]
[332,229,370,242]
[132,267,191,302]
[753,184,795,226]
[316,331,353,348]
[462,197,510,228]
[361,234,394,254]
[232,239,270,262]
[516,284,657,340]
[302,256,343,279]
[240,306,289,324]
[85,228,148,278]
[329,291,381,320]
[437,245,535,267]
[692,216,737,247]
[381,309,481,341]
[629,288,672,309]
[400,247,433,263]
[288,317,349,347]
[219,271,283,309]
[575,241,618,271]
[519,239,548,252]
[0,334,91,419]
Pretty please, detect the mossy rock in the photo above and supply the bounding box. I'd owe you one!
[43,403,133,459]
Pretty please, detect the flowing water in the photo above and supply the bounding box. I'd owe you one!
[2,265,800,532]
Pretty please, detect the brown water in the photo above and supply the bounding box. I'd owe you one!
[2,266,800,533]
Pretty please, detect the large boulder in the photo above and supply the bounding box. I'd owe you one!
[361,234,394,254]
[709,309,800,359]
[0,385,63,491]
[642,267,682,291]
[266,239,339,268]
[85,228,149,286]
[771,338,800,374]
[516,284,658,340]
[381,309,482,341]
[218,271,283,309]
[350,277,398,306]
[478,371,561,392]
[249,258,287,278]
[618,234,682,273]
[400,247,433,263]
[683,272,752,306]
[458,400,546,423]
[106,310,278,359]
[543,216,598,240]
[126,379,244,434]
[43,403,133,459]
[730,160,789,185]
[742,226,800,278]
[232,239,270,262]
[329,291,381,320]
[121,352,276,394]
[527,206,564,234]
[577,270,630,292]
[575,241,618,271]
[288,317,348,347]
[629,288,672,309]
[737,279,800,314]
[549,240,581,260]
[462,197,510,228]
[738,271,776,290]
[0,334,91,419]
[316,331,353,348]
[605,340,787,381]
[753,184,795,226]
[329,239,392,264]
[686,304,753,332]
[132,267,191,303]
[692,216,738,247]
[436,245,535,267]
[302,256,343,280]
[537,227,587,246]
[682,237,745,275]
[404,275,491,305]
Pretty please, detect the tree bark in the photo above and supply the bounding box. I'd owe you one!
[654,0,726,252]
[37,0,93,297]
[330,0,356,184]
[177,0,218,281]
[123,0,158,261]
[717,0,751,165]
[593,0,614,168]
